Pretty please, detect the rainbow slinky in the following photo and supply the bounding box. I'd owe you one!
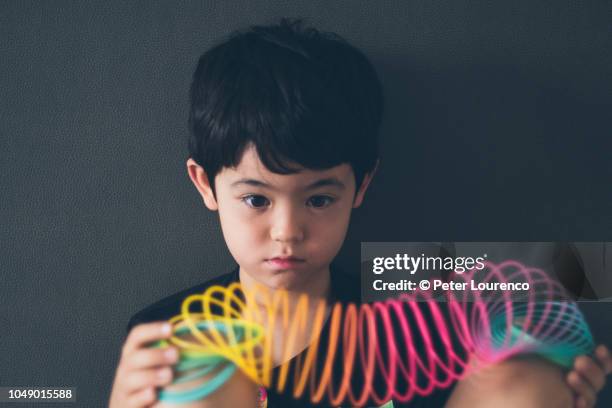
[151,260,594,406]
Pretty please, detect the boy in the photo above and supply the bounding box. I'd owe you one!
[109,19,611,407]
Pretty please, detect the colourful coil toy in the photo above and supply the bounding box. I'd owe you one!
[151,260,594,406]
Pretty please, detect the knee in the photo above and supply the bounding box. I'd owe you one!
[446,356,573,408]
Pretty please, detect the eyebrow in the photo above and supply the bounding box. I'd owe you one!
[230,177,346,191]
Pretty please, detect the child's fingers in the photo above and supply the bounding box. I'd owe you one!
[123,322,172,357]
[126,346,179,371]
[595,345,612,374]
[574,356,606,392]
[567,371,596,408]
[576,396,592,408]
[125,386,156,408]
[124,367,174,394]
[109,323,177,408]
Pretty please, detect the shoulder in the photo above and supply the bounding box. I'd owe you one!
[126,268,239,334]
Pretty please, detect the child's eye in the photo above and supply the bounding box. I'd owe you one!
[242,195,270,209]
[307,195,335,208]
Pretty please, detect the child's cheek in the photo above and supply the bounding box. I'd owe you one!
[218,210,263,264]
[309,212,350,259]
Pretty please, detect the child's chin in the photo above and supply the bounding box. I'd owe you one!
[266,271,304,291]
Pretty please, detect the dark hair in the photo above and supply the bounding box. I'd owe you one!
[187,18,383,197]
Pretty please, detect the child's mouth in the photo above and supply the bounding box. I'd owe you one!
[266,257,306,269]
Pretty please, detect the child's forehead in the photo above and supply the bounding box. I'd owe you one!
[218,146,353,188]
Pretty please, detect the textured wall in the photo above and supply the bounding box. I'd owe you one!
[1,1,611,406]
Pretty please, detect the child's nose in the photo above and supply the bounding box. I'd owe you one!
[269,205,305,243]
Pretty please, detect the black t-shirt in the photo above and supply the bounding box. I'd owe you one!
[127,264,457,407]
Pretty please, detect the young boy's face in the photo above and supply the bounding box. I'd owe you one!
[187,145,376,291]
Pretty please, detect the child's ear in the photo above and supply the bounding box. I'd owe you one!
[186,158,218,211]
[353,159,379,208]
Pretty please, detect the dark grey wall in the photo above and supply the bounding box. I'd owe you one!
[1,1,611,406]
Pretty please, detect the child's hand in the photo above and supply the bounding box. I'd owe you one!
[566,345,612,408]
[109,322,179,408]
